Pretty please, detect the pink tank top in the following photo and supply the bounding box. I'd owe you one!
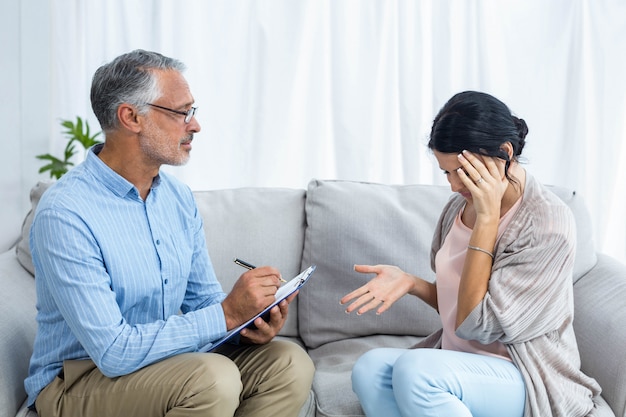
[436,198,522,361]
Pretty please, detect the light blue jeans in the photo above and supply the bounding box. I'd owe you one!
[352,348,526,417]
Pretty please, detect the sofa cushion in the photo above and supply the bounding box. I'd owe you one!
[299,180,447,349]
[573,254,626,417]
[307,335,422,417]
[15,181,54,276]
[0,251,38,417]
[308,333,616,417]
[194,187,307,337]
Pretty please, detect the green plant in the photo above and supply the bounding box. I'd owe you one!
[37,116,102,179]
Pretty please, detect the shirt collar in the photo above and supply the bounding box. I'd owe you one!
[85,143,161,199]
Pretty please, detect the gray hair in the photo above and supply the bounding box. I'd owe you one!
[90,49,186,132]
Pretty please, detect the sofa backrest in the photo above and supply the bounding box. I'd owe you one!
[297,179,598,349]
[14,179,598,344]
[543,186,597,282]
[194,187,307,337]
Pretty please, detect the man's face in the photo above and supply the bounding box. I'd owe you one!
[138,69,201,167]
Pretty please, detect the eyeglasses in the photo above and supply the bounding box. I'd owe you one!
[145,103,198,124]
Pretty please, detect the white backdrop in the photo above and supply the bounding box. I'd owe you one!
[2,0,625,264]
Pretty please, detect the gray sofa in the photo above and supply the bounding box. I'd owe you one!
[2,179,625,417]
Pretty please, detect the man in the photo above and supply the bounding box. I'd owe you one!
[25,49,314,417]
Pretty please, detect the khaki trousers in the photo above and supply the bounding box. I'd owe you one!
[35,340,314,417]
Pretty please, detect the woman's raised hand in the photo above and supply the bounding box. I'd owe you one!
[340,264,416,316]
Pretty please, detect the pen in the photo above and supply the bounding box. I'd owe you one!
[233,258,287,282]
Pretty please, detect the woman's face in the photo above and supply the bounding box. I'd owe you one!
[433,150,482,201]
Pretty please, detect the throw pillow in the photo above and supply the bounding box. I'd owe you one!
[299,179,448,349]
[16,181,54,276]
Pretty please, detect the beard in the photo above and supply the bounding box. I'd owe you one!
[139,120,193,167]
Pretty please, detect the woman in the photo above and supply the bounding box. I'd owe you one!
[341,91,601,417]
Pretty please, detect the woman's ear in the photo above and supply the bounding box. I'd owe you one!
[117,104,142,133]
[500,142,514,160]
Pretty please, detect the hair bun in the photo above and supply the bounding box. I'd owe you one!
[513,116,528,139]
[512,116,528,155]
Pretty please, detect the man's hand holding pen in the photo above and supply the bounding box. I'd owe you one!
[221,260,293,344]
[234,258,287,282]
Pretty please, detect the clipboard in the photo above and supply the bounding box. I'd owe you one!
[201,265,316,352]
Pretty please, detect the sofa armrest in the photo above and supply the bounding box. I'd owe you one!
[573,253,626,417]
[0,250,37,417]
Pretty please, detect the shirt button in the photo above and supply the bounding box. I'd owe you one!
[164,279,169,285]
[156,239,161,245]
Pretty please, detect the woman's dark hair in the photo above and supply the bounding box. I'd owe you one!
[428,91,528,184]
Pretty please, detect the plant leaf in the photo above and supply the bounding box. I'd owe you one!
[38,116,102,179]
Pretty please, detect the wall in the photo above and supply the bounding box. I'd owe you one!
[1,1,625,264]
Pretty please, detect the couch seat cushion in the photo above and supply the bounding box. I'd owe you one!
[308,335,422,417]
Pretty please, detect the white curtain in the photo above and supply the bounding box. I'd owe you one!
[3,0,626,264]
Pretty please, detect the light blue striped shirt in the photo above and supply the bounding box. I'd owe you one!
[25,144,228,406]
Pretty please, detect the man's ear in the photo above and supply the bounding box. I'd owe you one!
[117,104,143,133]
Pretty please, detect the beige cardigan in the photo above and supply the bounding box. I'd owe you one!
[418,174,602,417]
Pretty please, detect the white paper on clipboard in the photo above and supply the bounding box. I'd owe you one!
[201,265,316,352]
